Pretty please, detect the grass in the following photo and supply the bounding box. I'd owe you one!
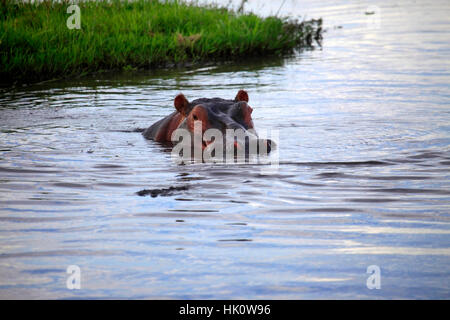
[0,0,322,84]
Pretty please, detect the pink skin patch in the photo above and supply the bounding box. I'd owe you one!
[241,103,254,129]
[187,105,212,150]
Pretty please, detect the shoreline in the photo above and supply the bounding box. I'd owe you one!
[0,0,322,86]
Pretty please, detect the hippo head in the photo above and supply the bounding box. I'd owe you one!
[171,90,273,159]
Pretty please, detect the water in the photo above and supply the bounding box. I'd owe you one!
[1,0,449,299]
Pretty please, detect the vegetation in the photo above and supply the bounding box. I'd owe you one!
[0,0,322,84]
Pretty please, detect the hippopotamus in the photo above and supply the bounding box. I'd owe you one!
[143,90,272,160]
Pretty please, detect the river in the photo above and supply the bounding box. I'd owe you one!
[0,0,449,298]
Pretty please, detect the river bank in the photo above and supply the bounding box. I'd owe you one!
[0,0,322,85]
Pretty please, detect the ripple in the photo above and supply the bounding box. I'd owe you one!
[279,160,393,167]
[52,182,89,189]
[369,188,450,195]
[334,246,450,256]
[0,250,136,259]
[0,166,61,174]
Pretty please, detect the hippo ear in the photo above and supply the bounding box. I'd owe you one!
[235,90,249,103]
[174,93,190,116]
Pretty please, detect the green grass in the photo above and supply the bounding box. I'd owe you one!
[0,0,322,84]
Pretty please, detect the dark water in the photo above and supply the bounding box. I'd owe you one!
[0,0,449,298]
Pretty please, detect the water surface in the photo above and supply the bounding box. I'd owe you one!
[0,0,449,298]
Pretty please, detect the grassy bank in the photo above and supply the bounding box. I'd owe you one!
[0,0,322,84]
